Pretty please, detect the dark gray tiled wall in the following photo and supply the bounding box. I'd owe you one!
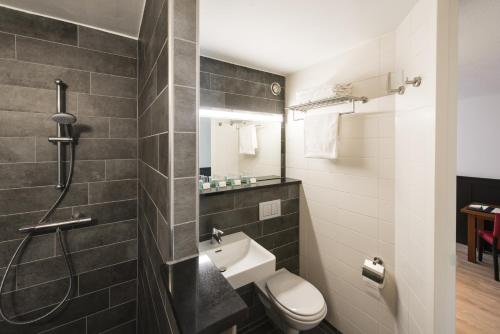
[0,6,138,333]
[200,57,285,114]
[200,57,287,177]
[137,0,198,333]
[199,183,300,331]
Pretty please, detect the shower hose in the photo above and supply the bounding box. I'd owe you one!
[0,140,76,325]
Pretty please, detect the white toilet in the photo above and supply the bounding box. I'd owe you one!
[255,268,327,334]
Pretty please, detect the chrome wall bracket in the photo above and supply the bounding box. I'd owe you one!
[405,76,422,87]
[387,72,406,95]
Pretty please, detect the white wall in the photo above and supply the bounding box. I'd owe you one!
[286,1,457,333]
[457,97,500,179]
[286,33,398,334]
[457,98,500,179]
[456,0,500,180]
[394,0,457,333]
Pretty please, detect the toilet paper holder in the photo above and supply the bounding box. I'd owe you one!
[362,257,385,288]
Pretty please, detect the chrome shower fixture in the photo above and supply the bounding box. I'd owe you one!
[51,112,77,125]
[49,79,76,189]
[0,78,93,326]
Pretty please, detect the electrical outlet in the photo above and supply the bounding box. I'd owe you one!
[259,199,281,221]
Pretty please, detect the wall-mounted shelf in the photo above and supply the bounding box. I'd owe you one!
[287,72,423,121]
[287,95,368,112]
[287,95,368,121]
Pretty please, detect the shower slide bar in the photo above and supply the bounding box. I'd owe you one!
[18,217,93,234]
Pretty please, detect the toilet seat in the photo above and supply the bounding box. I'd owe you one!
[267,291,327,322]
[265,269,326,321]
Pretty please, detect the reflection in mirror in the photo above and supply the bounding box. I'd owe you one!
[199,108,282,181]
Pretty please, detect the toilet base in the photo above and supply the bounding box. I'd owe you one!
[257,290,320,334]
[259,293,298,334]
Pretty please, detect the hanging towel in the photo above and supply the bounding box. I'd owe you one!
[304,111,339,159]
[239,125,258,155]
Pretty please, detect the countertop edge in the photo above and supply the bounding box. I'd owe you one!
[161,256,249,334]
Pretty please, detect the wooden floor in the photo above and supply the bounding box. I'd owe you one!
[456,243,500,334]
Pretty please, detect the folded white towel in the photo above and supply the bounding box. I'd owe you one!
[304,111,339,159]
[239,125,258,155]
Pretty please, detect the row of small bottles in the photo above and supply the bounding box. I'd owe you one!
[199,175,257,191]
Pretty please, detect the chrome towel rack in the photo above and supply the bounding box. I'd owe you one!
[287,72,422,121]
[287,95,368,121]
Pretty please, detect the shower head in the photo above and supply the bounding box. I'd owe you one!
[51,112,77,125]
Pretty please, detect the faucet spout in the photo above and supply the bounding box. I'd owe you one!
[211,227,224,244]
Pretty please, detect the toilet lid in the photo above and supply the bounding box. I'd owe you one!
[266,270,324,316]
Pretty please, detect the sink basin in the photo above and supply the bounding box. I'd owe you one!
[199,232,276,289]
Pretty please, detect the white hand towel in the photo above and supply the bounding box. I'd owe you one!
[239,125,258,155]
[304,111,339,159]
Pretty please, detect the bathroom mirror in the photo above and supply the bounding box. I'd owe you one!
[199,108,283,180]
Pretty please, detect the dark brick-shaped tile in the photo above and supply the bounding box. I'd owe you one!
[58,220,137,254]
[199,206,259,235]
[110,280,137,307]
[90,72,137,98]
[73,199,137,226]
[0,7,77,45]
[105,159,137,180]
[200,192,234,215]
[79,260,137,294]
[262,213,299,234]
[16,37,136,77]
[173,39,196,87]
[78,93,136,118]
[0,84,77,114]
[0,183,88,215]
[0,59,90,93]
[174,132,196,177]
[173,177,196,224]
[75,116,110,138]
[173,0,197,41]
[110,118,137,138]
[150,88,168,135]
[139,135,159,169]
[173,222,197,260]
[78,26,136,58]
[0,32,14,59]
[174,86,196,132]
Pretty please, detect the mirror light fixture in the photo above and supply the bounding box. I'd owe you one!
[200,108,283,123]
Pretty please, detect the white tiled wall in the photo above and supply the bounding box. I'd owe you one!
[286,33,398,334]
[286,1,457,332]
[394,1,438,333]
[395,1,457,333]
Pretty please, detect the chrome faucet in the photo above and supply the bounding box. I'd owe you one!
[211,227,224,244]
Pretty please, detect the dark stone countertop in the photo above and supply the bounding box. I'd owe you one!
[161,255,248,334]
[200,177,301,196]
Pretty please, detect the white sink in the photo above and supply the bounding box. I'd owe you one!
[199,232,276,289]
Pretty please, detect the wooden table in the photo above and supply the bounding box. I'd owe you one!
[460,203,500,263]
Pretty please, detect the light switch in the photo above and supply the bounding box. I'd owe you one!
[259,199,281,221]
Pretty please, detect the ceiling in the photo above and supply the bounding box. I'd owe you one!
[458,0,500,99]
[200,0,417,75]
[4,0,491,82]
[0,0,145,38]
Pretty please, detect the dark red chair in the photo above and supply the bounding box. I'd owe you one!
[478,213,500,281]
